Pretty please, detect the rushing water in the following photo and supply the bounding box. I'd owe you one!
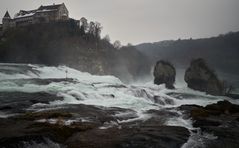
[0,63,238,148]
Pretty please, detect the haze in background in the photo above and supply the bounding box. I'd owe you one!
[0,0,239,45]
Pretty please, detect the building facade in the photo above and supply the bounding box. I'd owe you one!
[0,3,69,31]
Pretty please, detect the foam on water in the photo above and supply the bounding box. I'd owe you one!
[0,66,238,123]
[0,64,236,116]
[1,63,238,148]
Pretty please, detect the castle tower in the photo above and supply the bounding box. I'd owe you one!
[2,11,12,31]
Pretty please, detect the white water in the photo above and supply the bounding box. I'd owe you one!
[0,63,238,147]
[0,63,237,118]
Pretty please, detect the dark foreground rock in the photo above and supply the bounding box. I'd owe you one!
[153,60,176,89]
[66,125,189,148]
[0,103,190,148]
[0,92,64,113]
[184,58,224,95]
[226,93,239,99]
[0,78,76,86]
[180,100,239,148]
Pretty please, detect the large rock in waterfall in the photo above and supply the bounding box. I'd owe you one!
[153,60,176,89]
[184,58,224,95]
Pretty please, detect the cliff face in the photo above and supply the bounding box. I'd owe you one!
[0,21,150,82]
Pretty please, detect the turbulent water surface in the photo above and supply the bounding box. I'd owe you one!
[0,63,238,148]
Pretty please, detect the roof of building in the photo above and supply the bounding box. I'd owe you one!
[14,3,65,19]
[14,12,35,19]
[38,4,62,11]
[4,11,11,18]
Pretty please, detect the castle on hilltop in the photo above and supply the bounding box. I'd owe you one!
[0,3,69,32]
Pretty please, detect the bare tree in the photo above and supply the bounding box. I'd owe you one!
[127,43,133,47]
[94,22,102,39]
[80,17,88,33]
[223,80,235,94]
[113,40,122,49]
[88,21,95,36]
[103,34,110,43]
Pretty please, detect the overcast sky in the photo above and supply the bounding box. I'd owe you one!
[0,0,239,45]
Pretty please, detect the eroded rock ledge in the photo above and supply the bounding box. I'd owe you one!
[179,100,239,148]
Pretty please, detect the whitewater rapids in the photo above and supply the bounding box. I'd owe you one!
[0,63,238,148]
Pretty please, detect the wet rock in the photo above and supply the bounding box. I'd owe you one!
[0,104,138,146]
[0,92,64,113]
[19,111,73,121]
[179,100,239,148]
[184,58,224,95]
[66,125,189,148]
[180,100,239,126]
[0,103,190,148]
[153,60,176,89]
[0,135,58,148]
[145,109,180,125]
[203,126,239,148]
[119,126,189,148]
[205,100,239,114]
[226,93,239,99]
[153,96,175,105]
[0,78,76,86]
[167,92,215,100]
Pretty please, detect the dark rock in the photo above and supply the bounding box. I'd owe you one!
[180,100,239,126]
[66,126,189,148]
[153,96,175,105]
[179,100,239,148]
[119,126,189,148]
[0,103,190,148]
[0,92,64,113]
[167,92,215,100]
[153,96,166,105]
[153,60,176,89]
[0,106,12,110]
[193,117,221,127]
[203,126,239,148]
[145,109,180,125]
[226,93,239,99]
[0,78,76,86]
[0,135,55,148]
[205,100,239,114]
[184,58,224,95]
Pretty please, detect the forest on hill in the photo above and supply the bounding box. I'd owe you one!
[137,32,239,75]
[0,19,150,82]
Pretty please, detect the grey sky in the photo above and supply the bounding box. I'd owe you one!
[1,0,239,45]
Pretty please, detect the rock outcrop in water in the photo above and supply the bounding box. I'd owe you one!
[180,100,239,148]
[184,58,224,95]
[153,60,176,89]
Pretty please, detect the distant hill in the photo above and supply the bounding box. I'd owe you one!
[136,32,239,75]
[0,20,150,82]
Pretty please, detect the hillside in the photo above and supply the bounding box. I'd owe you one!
[0,20,150,82]
[137,32,239,75]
